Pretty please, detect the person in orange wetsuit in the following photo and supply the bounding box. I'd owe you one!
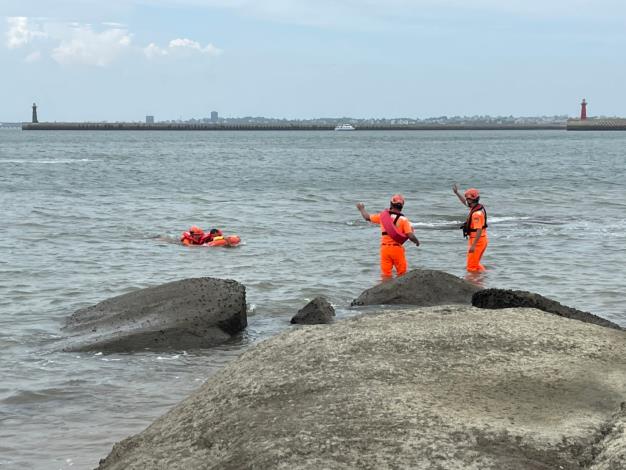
[356,194,420,279]
[181,225,205,245]
[181,227,224,245]
[453,184,488,272]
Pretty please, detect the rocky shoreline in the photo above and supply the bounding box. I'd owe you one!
[79,269,625,469]
[48,269,625,468]
[95,304,626,469]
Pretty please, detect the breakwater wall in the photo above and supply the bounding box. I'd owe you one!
[21,122,566,131]
[566,118,626,131]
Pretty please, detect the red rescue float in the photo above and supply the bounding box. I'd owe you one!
[181,227,241,247]
[205,235,241,247]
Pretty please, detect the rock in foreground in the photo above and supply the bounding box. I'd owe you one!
[61,277,247,352]
[97,306,626,469]
[351,268,480,306]
[473,288,623,330]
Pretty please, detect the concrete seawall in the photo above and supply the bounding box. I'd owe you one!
[567,118,626,131]
[21,122,566,131]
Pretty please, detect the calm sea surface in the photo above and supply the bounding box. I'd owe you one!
[1,129,625,468]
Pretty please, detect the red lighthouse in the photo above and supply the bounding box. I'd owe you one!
[580,99,587,120]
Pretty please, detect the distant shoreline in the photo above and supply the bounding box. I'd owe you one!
[20,120,626,131]
[21,122,566,131]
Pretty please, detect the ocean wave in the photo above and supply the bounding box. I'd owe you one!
[411,215,570,230]
[1,388,78,405]
[412,221,460,230]
[344,215,566,230]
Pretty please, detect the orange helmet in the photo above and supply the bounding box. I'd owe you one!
[189,225,204,235]
[464,188,480,200]
[390,194,405,206]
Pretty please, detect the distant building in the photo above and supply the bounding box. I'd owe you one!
[146,115,155,124]
[210,111,218,122]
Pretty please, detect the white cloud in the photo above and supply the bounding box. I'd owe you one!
[144,38,222,59]
[169,38,222,55]
[144,42,168,59]
[51,26,132,66]
[4,16,221,66]
[6,17,47,48]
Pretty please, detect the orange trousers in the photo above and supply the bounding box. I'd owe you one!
[380,244,407,278]
[467,237,488,272]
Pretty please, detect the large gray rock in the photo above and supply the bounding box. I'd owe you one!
[472,288,622,330]
[291,296,335,325]
[96,306,626,469]
[61,277,247,352]
[351,268,481,306]
[589,404,626,470]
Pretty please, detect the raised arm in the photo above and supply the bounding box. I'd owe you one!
[356,202,371,221]
[452,183,468,206]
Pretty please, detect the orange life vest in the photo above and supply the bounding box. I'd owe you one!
[461,204,488,239]
[181,231,204,245]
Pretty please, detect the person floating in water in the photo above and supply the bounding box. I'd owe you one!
[453,184,488,272]
[356,194,420,279]
[180,226,223,246]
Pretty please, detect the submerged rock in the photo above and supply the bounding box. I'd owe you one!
[351,268,480,306]
[472,288,622,330]
[61,277,247,352]
[96,306,626,469]
[291,296,335,325]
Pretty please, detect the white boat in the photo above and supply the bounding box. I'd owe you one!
[334,123,355,131]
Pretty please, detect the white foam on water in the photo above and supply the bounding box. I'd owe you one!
[157,355,181,361]
[412,215,534,229]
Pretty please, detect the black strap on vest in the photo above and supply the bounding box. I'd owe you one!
[382,212,403,236]
[460,205,488,238]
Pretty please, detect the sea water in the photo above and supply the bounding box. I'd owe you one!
[1,129,624,468]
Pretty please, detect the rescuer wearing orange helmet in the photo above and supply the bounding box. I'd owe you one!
[180,225,205,245]
[180,226,224,245]
[356,194,420,279]
[453,184,488,272]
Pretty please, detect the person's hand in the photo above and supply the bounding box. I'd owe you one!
[452,183,459,194]
[468,246,475,253]
[356,202,365,210]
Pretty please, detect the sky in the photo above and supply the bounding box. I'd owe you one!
[1,0,626,121]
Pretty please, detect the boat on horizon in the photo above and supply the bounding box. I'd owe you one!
[334,123,356,131]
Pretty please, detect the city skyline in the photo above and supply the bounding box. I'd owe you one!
[2,1,626,121]
[4,103,573,125]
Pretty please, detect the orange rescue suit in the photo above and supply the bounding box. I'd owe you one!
[369,211,414,278]
[466,207,488,272]
[181,229,223,246]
